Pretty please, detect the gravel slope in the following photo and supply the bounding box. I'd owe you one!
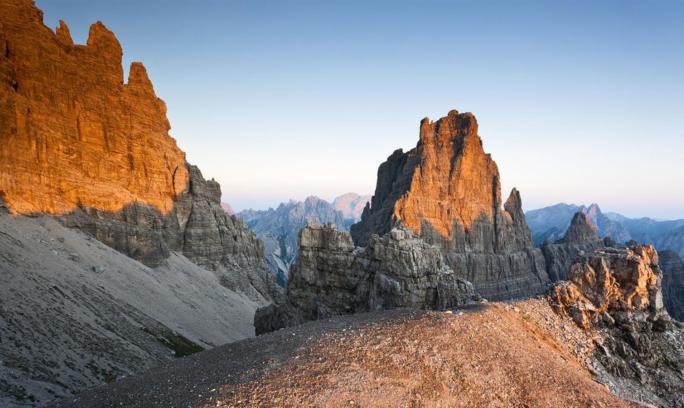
[0,214,259,406]
[51,302,644,408]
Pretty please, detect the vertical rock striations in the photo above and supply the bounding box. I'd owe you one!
[255,223,481,334]
[0,1,187,215]
[659,249,684,321]
[238,196,354,286]
[0,0,279,302]
[351,110,549,300]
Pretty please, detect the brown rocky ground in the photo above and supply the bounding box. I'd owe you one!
[52,301,647,408]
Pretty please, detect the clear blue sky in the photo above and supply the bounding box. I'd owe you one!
[37,1,684,219]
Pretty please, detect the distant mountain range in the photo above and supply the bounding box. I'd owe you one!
[526,203,684,258]
[235,193,370,285]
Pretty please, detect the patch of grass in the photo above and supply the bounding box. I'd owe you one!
[143,327,204,357]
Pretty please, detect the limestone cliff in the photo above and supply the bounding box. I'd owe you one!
[0,0,278,302]
[0,0,187,215]
[255,223,481,334]
[351,110,549,300]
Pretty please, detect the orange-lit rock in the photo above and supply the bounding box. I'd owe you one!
[0,0,280,304]
[351,110,549,300]
[551,245,663,329]
[0,0,188,215]
[394,112,499,237]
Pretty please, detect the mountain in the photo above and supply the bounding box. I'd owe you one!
[332,192,371,220]
[220,202,235,215]
[0,1,279,405]
[237,196,356,285]
[526,203,684,259]
[350,110,549,300]
[56,243,683,408]
[541,212,604,282]
[526,203,630,245]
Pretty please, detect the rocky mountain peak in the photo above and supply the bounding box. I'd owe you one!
[351,110,548,300]
[562,212,601,244]
[55,20,73,45]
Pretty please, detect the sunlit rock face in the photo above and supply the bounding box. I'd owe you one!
[0,0,188,215]
[351,110,549,300]
[549,245,684,407]
[0,0,280,302]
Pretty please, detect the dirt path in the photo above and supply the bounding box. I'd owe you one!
[50,302,642,408]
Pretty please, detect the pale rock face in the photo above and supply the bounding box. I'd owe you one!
[351,110,550,300]
[549,245,684,407]
[551,245,663,329]
[255,223,481,334]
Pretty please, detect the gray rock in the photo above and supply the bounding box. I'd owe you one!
[60,163,281,304]
[660,249,684,321]
[237,196,354,286]
[255,223,481,334]
[542,211,603,282]
[551,245,684,407]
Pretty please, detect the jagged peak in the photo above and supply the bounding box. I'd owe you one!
[562,212,600,244]
[55,20,73,46]
[504,188,524,217]
[127,62,154,92]
[87,21,120,50]
[419,110,479,144]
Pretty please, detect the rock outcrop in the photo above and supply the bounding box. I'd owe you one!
[550,245,684,407]
[0,0,279,302]
[527,202,684,260]
[542,212,604,282]
[238,196,355,285]
[255,223,481,334]
[350,110,549,300]
[660,249,684,321]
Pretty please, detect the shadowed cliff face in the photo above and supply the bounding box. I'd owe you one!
[0,0,188,216]
[351,110,549,300]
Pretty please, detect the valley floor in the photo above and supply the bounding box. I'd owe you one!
[52,302,645,408]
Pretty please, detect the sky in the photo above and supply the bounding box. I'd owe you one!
[37,0,684,219]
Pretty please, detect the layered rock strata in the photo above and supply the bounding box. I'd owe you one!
[0,0,279,302]
[255,223,481,334]
[550,245,683,407]
[350,110,549,300]
[0,0,186,215]
[660,249,684,321]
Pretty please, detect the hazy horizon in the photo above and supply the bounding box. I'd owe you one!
[37,1,684,219]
